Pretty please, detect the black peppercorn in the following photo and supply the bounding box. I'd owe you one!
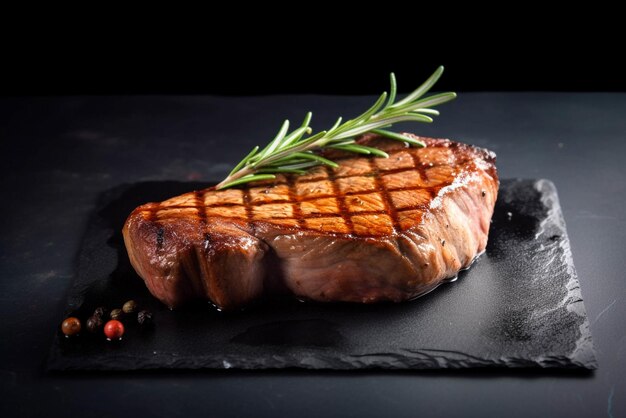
[86,315,103,333]
[110,308,124,320]
[93,306,108,319]
[137,310,153,327]
[122,300,138,314]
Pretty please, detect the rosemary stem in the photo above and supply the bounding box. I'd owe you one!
[216,67,455,190]
[215,166,254,189]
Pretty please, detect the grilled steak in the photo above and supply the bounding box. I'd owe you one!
[123,134,498,310]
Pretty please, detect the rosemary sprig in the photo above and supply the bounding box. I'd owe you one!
[216,66,456,189]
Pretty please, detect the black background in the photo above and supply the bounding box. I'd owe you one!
[2,16,624,95]
[2,14,625,418]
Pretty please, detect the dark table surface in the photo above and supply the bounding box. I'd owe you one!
[1,93,624,418]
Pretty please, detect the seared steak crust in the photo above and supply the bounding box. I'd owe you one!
[123,134,498,309]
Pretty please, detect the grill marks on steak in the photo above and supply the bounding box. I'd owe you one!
[123,134,498,309]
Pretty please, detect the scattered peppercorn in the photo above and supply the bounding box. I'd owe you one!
[86,315,103,333]
[61,301,154,342]
[104,320,125,340]
[137,310,153,327]
[61,317,81,337]
[110,308,124,320]
[93,306,108,319]
[122,300,138,314]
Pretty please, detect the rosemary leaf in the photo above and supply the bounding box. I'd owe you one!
[370,129,425,147]
[219,174,277,189]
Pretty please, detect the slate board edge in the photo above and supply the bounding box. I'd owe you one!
[47,350,592,371]
[535,179,597,369]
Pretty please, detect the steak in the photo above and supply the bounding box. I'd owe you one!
[123,134,498,310]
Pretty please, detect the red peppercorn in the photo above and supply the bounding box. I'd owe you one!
[61,317,81,337]
[104,320,124,340]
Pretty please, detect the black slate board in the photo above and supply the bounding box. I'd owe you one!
[47,179,596,371]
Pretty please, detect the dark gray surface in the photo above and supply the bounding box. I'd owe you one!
[0,94,624,417]
[46,179,595,372]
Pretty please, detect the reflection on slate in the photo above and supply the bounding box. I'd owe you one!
[47,179,596,371]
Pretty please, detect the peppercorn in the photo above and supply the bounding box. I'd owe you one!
[122,300,138,314]
[104,320,124,340]
[93,306,108,319]
[86,315,103,333]
[137,310,153,327]
[110,308,124,320]
[61,317,81,337]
